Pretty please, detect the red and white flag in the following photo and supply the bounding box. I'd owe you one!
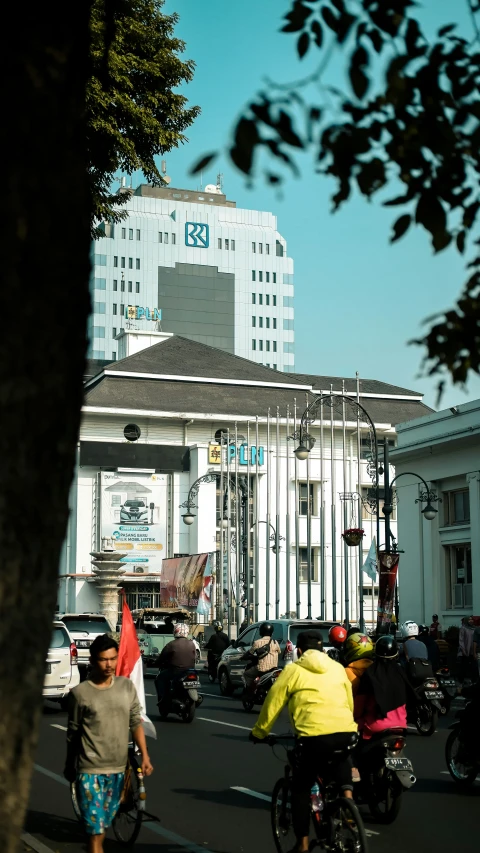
[116,592,156,739]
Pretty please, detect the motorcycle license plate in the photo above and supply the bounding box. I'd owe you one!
[425,691,443,699]
[443,681,455,688]
[186,681,200,689]
[385,758,413,771]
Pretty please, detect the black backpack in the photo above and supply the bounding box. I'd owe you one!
[408,657,434,683]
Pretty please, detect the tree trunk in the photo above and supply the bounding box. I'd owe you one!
[0,4,92,850]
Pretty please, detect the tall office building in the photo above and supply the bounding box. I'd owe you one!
[91,180,295,370]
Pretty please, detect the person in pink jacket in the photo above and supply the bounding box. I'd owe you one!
[355,635,408,739]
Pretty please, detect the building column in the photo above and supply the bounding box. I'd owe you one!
[467,471,480,614]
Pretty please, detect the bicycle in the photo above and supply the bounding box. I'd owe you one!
[71,745,145,847]
[262,734,368,853]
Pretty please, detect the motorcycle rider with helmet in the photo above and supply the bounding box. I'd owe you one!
[400,621,428,662]
[243,622,281,693]
[205,620,230,677]
[327,625,348,663]
[355,636,409,739]
[155,623,196,703]
[344,633,375,697]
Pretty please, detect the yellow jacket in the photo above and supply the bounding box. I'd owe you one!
[252,649,357,739]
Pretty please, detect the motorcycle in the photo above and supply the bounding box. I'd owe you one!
[407,675,443,736]
[241,667,282,712]
[445,689,480,788]
[157,668,203,723]
[436,666,457,715]
[354,729,416,824]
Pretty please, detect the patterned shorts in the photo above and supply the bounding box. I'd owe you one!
[76,772,125,835]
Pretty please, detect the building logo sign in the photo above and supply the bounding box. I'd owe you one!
[125,306,162,321]
[185,222,209,248]
[208,442,264,466]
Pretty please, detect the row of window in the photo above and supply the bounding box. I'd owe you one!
[158,232,176,244]
[113,257,141,269]
[252,271,277,283]
[218,238,235,250]
[252,340,277,352]
[252,242,270,255]
[252,317,277,329]
[111,281,140,294]
[252,294,277,306]
[120,228,141,240]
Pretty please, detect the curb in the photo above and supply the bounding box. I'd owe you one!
[21,832,55,853]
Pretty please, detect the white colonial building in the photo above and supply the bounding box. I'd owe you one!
[391,399,480,628]
[59,332,431,628]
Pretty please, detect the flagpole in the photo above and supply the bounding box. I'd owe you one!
[235,421,241,629]
[320,398,325,620]
[294,399,300,618]
[246,419,251,623]
[342,380,349,628]
[330,386,337,622]
[266,408,271,620]
[219,432,224,625]
[285,405,291,618]
[255,416,260,622]
[276,406,281,618]
[226,427,231,637]
[356,372,364,630]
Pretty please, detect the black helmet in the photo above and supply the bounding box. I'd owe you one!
[260,622,274,637]
[418,624,429,636]
[212,620,222,632]
[375,635,399,660]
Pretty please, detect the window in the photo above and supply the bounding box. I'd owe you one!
[273,364,277,369]
[299,548,318,582]
[252,340,256,351]
[92,349,105,359]
[259,294,263,305]
[94,254,107,266]
[92,326,105,338]
[158,232,163,243]
[164,233,169,244]
[273,295,277,306]
[276,239,284,257]
[284,273,295,285]
[259,340,263,351]
[128,258,133,269]
[259,271,263,282]
[120,303,124,315]
[266,243,270,255]
[273,341,277,352]
[252,242,256,252]
[284,319,294,330]
[218,238,222,249]
[94,278,106,290]
[252,317,256,327]
[135,258,140,270]
[121,257,125,268]
[112,327,117,337]
[362,487,396,520]
[112,352,117,360]
[299,483,316,516]
[266,340,270,352]
[113,256,118,267]
[225,239,229,250]
[252,270,256,281]
[266,272,270,283]
[284,342,295,353]
[113,304,117,315]
[231,239,235,251]
[273,318,277,329]
[259,243,263,254]
[172,233,176,244]
[129,228,133,240]
[121,227,126,239]
[266,294,270,306]
[266,318,270,329]
[283,296,294,308]
[266,363,270,368]
[252,293,256,304]
[445,545,472,609]
[128,281,132,293]
[121,280,125,292]
[136,229,141,240]
[93,302,106,314]
[444,489,470,525]
[135,282,140,294]
[259,317,263,328]
[113,280,118,291]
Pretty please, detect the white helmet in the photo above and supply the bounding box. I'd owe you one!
[174,623,189,639]
[401,621,418,639]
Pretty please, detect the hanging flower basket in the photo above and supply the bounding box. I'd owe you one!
[342,528,365,547]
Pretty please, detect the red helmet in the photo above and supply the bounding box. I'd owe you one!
[329,625,347,646]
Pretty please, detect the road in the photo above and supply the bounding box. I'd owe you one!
[24,674,480,853]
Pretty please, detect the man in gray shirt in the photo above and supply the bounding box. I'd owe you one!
[65,634,153,853]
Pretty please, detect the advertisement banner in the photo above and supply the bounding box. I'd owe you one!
[376,552,400,634]
[100,472,168,573]
[160,553,210,610]
[196,555,214,617]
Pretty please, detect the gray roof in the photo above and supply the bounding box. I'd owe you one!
[289,373,424,398]
[84,377,432,425]
[84,359,111,381]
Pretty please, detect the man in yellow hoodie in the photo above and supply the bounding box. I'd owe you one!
[250,630,357,853]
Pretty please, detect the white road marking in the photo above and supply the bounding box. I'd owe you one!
[199,692,232,700]
[440,771,480,781]
[21,831,57,853]
[145,693,155,696]
[231,787,380,836]
[50,724,68,731]
[197,716,252,732]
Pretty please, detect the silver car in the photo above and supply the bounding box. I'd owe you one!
[43,622,80,708]
[60,613,112,668]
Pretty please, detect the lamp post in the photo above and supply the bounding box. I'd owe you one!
[252,520,285,555]
[381,440,440,551]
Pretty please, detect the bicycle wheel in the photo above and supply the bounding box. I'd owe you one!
[112,766,143,847]
[271,777,297,853]
[445,729,478,788]
[327,797,368,853]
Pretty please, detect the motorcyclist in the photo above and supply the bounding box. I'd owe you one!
[400,621,428,662]
[344,633,375,698]
[355,636,408,739]
[205,620,230,674]
[243,622,280,694]
[155,623,196,703]
[327,625,347,663]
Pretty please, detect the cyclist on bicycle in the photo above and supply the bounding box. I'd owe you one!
[250,629,357,853]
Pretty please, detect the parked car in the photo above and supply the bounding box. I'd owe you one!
[59,613,112,668]
[43,621,80,708]
[217,619,337,695]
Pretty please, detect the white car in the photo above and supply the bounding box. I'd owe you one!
[43,621,80,707]
[60,613,112,667]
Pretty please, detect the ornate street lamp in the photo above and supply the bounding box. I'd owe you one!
[179,472,219,525]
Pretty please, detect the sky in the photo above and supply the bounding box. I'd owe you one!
[151,0,480,411]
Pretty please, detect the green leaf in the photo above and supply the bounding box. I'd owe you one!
[311,19,323,47]
[189,152,217,176]
[321,6,339,34]
[349,46,370,99]
[415,191,447,237]
[297,31,310,58]
[438,23,456,37]
[456,230,466,254]
[390,214,411,242]
[367,28,384,53]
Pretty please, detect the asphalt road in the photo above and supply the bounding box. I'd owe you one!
[24,674,480,853]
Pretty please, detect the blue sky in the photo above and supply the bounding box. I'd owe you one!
[154,0,480,411]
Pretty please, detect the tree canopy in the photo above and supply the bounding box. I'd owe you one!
[89,0,199,233]
[196,0,480,397]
